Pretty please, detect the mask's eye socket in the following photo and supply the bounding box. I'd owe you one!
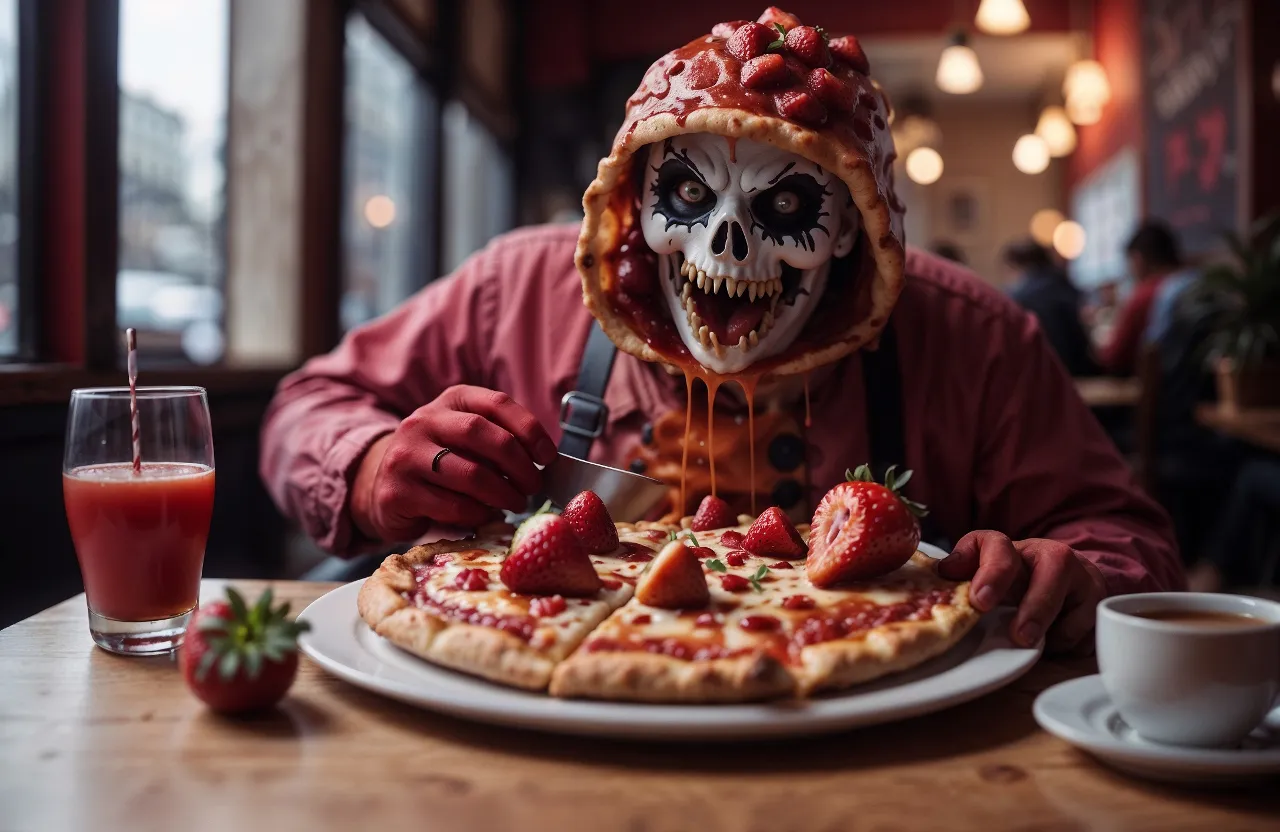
[750,173,831,249]
[652,158,716,226]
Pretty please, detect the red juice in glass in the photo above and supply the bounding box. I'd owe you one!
[63,462,215,621]
[64,385,215,654]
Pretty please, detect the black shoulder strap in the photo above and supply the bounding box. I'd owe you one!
[557,321,618,460]
[861,319,948,549]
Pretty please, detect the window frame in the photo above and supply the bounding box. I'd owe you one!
[12,0,44,363]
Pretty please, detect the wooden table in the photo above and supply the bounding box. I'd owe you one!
[1075,376,1143,408]
[2,581,1276,831]
[1197,404,1280,454]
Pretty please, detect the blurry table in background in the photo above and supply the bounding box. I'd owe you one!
[2,580,1278,830]
[1196,405,1280,454]
[1075,377,1142,409]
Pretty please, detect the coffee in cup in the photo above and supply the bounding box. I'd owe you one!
[1096,592,1280,748]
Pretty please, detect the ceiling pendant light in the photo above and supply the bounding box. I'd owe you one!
[1052,220,1087,260]
[1035,105,1078,156]
[935,32,984,95]
[1063,59,1111,125]
[1030,208,1065,245]
[1012,134,1051,174]
[975,0,1030,35]
[905,147,945,185]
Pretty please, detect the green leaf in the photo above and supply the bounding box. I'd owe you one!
[243,644,263,680]
[533,499,553,515]
[262,643,284,663]
[847,464,873,483]
[685,531,700,547]
[195,648,219,683]
[668,529,679,542]
[705,558,727,573]
[226,586,249,623]
[752,564,769,580]
[892,468,914,490]
[884,464,899,492]
[218,649,242,681]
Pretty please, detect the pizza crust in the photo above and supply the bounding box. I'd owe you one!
[549,650,793,703]
[793,582,977,695]
[357,527,587,692]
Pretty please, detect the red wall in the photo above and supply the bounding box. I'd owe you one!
[1065,0,1144,195]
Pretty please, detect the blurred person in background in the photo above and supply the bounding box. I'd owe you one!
[1004,239,1097,377]
[929,240,966,266]
[1097,221,1185,376]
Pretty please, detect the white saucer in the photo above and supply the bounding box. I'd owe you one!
[1034,675,1280,785]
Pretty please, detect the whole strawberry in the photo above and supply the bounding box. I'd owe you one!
[180,587,310,714]
[743,506,807,559]
[502,513,602,596]
[784,25,829,68]
[807,464,928,588]
[775,90,828,126]
[636,541,710,609]
[726,21,775,61]
[828,35,870,75]
[691,494,737,531]
[561,490,619,554]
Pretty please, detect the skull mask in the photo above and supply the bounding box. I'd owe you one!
[640,135,859,374]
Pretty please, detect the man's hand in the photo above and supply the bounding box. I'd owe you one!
[351,385,558,542]
[938,531,1108,652]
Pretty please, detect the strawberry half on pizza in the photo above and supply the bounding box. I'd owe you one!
[357,468,980,702]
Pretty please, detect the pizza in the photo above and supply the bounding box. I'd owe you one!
[357,477,980,702]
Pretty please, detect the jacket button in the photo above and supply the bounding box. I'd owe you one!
[771,478,803,510]
[768,434,805,472]
[629,459,647,474]
[641,422,654,445]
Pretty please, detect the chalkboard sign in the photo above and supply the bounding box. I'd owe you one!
[1142,0,1243,254]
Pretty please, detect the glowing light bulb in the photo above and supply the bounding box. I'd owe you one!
[364,195,396,228]
[975,0,1030,35]
[936,34,984,95]
[1034,106,1077,157]
[1012,134,1050,174]
[1053,220,1086,260]
[1063,59,1111,124]
[905,147,944,185]
[1030,209,1065,246]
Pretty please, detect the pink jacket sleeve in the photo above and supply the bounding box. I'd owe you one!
[259,250,500,554]
[972,312,1185,595]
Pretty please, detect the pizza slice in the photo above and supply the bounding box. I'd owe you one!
[356,513,671,691]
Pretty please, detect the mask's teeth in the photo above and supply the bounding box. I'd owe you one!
[748,282,758,303]
[769,293,780,315]
[713,276,724,295]
[763,310,774,328]
[749,329,759,347]
[696,271,706,290]
[697,325,710,347]
[684,296,694,315]
[681,282,692,301]
[726,277,737,297]
[737,334,748,351]
[737,280,748,298]
[680,260,691,278]
[709,330,723,358]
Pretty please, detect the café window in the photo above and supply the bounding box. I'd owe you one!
[441,100,514,274]
[0,0,16,358]
[341,13,435,333]
[117,0,230,365]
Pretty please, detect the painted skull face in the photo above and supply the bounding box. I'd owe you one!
[640,135,859,374]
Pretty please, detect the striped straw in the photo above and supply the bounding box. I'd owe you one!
[126,328,141,476]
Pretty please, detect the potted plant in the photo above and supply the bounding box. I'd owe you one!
[1195,214,1280,410]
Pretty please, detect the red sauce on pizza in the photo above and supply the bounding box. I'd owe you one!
[781,594,815,611]
[739,615,780,632]
[530,596,568,618]
[618,541,656,562]
[584,635,748,662]
[454,568,488,591]
[408,563,536,641]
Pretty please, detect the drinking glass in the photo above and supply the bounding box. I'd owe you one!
[63,387,215,655]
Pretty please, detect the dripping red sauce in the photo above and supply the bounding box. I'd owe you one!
[618,541,656,562]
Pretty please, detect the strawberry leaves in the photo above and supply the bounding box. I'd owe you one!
[749,564,769,592]
[767,22,786,51]
[705,558,728,573]
[194,587,310,683]
[845,463,929,518]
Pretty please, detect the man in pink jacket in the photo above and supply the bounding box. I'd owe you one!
[260,8,1182,654]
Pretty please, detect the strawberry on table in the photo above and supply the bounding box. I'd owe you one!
[691,494,737,531]
[179,586,310,714]
[743,506,807,559]
[807,464,928,588]
[561,490,619,554]
[501,513,603,597]
[635,541,710,609]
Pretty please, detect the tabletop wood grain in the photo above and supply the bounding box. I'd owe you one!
[2,580,1276,832]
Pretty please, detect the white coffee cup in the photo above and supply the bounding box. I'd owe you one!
[1096,592,1280,748]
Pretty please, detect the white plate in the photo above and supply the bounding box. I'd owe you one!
[1033,675,1280,785]
[298,573,1042,741]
